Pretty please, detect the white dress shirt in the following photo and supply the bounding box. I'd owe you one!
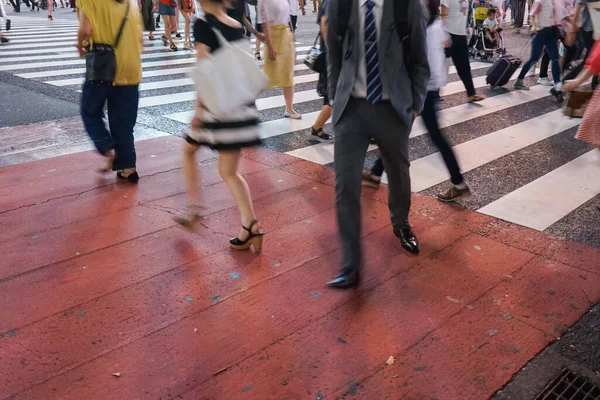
[257,0,292,25]
[353,0,388,99]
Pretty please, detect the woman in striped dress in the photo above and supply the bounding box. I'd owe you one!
[564,40,600,148]
[175,0,264,252]
[564,40,600,209]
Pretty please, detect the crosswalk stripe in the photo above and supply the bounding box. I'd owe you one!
[407,109,580,192]
[0,46,312,71]
[164,65,493,125]
[479,150,600,231]
[15,53,308,79]
[285,85,552,165]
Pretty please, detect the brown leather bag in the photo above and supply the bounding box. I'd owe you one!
[564,90,594,118]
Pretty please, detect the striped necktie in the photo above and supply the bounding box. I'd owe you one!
[365,0,382,104]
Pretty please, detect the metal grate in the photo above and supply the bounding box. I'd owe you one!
[535,369,600,400]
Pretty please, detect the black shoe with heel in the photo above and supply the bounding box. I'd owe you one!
[230,220,264,252]
[117,171,139,184]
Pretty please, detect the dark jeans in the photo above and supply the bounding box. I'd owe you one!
[513,0,526,28]
[81,83,140,170]
[9,0,20,11]
[540,42,576,79]
[371,91,464,185]
[518,27,560,83]
[449,34,476,97]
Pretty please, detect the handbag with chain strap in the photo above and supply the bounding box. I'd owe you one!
[84,0,130,84]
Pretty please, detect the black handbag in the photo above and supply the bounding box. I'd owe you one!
[85,1,130,84]
[304,33,327,73]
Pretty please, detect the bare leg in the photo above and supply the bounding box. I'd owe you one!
[182,142,202,209]
[283,86,297,114]
[312,105,332,130]
[175,7,180,34]
[218,150,259,240]
[183,11,191,45]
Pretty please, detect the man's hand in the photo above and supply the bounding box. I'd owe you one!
[268,46,277,61]
[75,42,85,58]
[256,33,266,43]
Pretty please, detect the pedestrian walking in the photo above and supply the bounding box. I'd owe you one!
[310,0,333,142]
[258,0,302,119]
[138,0,157,40]
[180,0,196,49]
[362,0,471,202]
[325,0,430,288]
[514,0,564,98]
[513,0,527,32]
[564,40,600,209]
[176,0,264,252]
[77,0,143,183]
[159,0,178,51]
[441,0,485,103]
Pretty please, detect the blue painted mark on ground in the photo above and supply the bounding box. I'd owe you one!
[241,382,253,392]
[347,381,358,395]
[185,296,194,302]
[230,272,241,279]
[273,262,281,268]
[212,295,221,303]
[77,311,87,318]
[6,331,16,337]
[337,337,347,344]
[311,291,322,298]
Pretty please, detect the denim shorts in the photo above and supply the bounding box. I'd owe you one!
[158,2,175,16]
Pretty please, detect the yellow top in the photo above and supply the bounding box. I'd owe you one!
[78,0,143,86]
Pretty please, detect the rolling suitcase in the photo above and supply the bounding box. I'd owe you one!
[486,56,522,87]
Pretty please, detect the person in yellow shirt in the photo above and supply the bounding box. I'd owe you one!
[77,0,144,183]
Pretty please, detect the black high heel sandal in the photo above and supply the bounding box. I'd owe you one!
[230,221,264,252]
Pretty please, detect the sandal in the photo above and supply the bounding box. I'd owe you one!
[254,52,262,61]
[149,34,156,41]
[170,42,178,52]
[230,220,264,252]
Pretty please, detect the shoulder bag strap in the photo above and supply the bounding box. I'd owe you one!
[114,0,131,49]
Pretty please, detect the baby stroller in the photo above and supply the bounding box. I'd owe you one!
[468,1,506,62]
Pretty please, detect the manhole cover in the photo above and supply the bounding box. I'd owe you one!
[535,368,600,400]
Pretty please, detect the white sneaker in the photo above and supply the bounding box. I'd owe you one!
[537,77,553,86]
[284,111,302,119]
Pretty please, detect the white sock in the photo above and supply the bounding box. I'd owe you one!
[554,82,563,91]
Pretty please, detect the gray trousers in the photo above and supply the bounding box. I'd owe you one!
[334,97,412,273]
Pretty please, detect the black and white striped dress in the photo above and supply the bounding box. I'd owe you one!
[186,15,262,150]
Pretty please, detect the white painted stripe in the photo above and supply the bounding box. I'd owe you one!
[140,85,321,109]
[285,85,551,165]
[0,47,311,71]
[0,48,192,63]
[45,66,194,86]
[15,53,308,78]
[479,150,600,231]
[407,109,580,192]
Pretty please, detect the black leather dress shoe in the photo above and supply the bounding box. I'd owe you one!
[394,227,420,254]
[326,271,360,289]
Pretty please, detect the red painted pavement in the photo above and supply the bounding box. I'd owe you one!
[0,133,599,400]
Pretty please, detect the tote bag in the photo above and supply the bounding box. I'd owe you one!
[189,28,268,119]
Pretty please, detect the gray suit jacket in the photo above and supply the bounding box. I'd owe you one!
[326,0,430,127]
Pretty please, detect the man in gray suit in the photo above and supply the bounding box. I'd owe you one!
[325,0,430,288]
